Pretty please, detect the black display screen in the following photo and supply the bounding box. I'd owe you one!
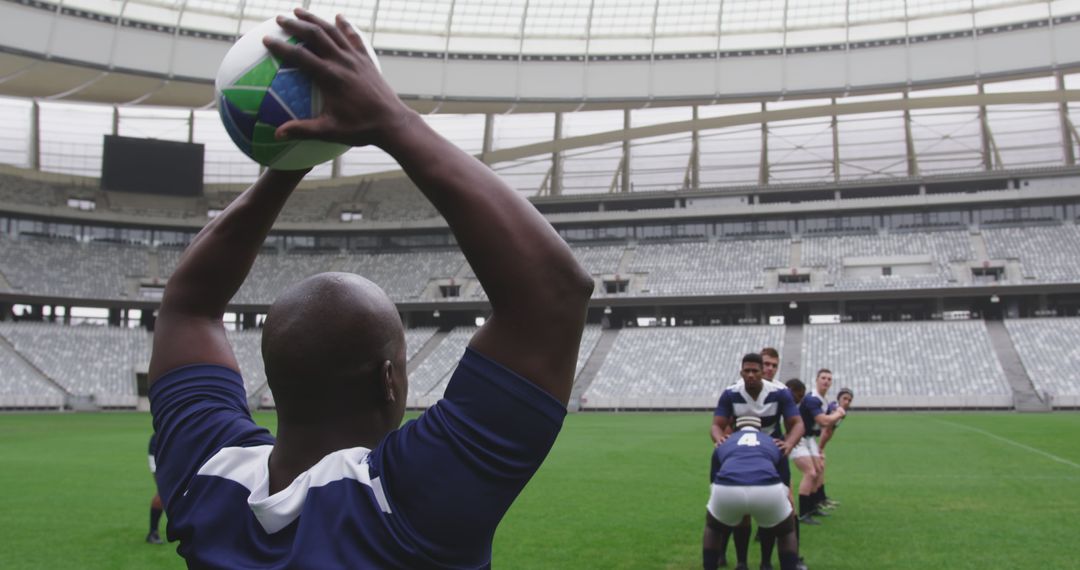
[101,135,204,196]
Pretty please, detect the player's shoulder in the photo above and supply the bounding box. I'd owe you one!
[719,381,743,397]
[761,381,793,398]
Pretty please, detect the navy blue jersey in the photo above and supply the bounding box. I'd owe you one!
[714,381,799,435]
[148,432,159,457]
[799,391,827,437]
[712,428,784,486]
[149,348,565,569]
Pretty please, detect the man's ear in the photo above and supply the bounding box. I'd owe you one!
[380,360,395,403]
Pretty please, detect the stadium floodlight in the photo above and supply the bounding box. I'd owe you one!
[603,306,613,314]
[433,309,441,318]
[990,294,1001,304]
[789,301,798,309]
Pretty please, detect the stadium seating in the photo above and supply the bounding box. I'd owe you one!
[983,224,1080,283]
[0,172,63,207]
[629,239,790,295]
[802,230,972,290]
[4,223,1080,303]
[1004,318,1080,405]
[583,325,785,408]
[0,322,147,405]
[0,234,149,299]
[406,327,477,407]
[338,249,466,302]
[0,334,64,408]
[800,321,1012,407]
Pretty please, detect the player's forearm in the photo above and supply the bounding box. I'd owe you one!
[819,428,833,449]
[161,169,306,318]
[379,114,594,318]
[785,417,805,442]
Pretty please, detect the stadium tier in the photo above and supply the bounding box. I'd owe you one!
[4,222,1080,303]
[1,319,1075,410]
[982,224,1080,283]
[582,325,785,409]
[0,321,148,407]
[1003,318,1080,407]
[800,320,1012,408]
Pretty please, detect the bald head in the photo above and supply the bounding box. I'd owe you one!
[262,272,406,425]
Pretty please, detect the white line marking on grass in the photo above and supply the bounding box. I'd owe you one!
[935,419,1080,471]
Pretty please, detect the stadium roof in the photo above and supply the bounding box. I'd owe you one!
[1,0,1079,110]
[24,0,1074,49]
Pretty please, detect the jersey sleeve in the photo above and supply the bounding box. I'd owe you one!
[805,395,826,419]
[148,365,274,510]
[776,388,799,419]
[714,390,735,418]
[371,347,567,568]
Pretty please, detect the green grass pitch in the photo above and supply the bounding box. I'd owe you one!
[1,411,1078,569]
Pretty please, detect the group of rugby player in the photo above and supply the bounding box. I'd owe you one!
[703,347,854,570]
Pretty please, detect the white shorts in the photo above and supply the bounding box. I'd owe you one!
[706,483,793,529]
[790,436,821,459]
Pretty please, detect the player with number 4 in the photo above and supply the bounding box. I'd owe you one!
[706,415,802,570]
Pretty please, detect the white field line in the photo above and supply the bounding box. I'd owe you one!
[934,419,1080,471]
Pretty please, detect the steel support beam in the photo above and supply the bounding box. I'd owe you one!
[978,82,995,170]
[684,105,700,190]
[29,100,40,171]
[1059,72,1076,166]
[551,112,563,196]
[621,109,631,193]
[481,113,495,164]
[903,91,918,176]
[759,102,769,186]
[831,98,840,183]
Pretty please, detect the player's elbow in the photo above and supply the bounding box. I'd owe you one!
[548,258,595,309]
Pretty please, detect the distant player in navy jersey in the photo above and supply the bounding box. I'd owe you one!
[146,432,163,545]
[788,371,845,525]
[706,415,800,570]
[817,388,853,510]
[147,10,593,568]
[703,353,803,570]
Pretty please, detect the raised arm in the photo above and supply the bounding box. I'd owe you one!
[147,169,307,383]
[813,407,846,430]
[265,11,593,403]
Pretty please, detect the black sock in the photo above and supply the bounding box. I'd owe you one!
[150,507,163,532]
[798,494,812,517]
[795,518,801,544]
[778,552,799,570]
[703,548,720,570]
[761,534,776,566]
[820,484,828,501]
[733,525,751,564]
[816,487,826,508]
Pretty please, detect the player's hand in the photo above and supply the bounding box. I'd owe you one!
[774,438,794,456]
[263,9,416,148]
[836,407,847,418]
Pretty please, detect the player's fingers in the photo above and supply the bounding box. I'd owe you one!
[276,14,339,58]
[275,116,334,141]
[294,8,351,52]
[262,36,329,79]
[336,14,366,54]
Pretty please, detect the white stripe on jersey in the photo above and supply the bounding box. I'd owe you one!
[729,379,788,431]
[197,445,391,534]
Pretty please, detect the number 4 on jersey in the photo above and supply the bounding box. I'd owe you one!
[736,433,760,447]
